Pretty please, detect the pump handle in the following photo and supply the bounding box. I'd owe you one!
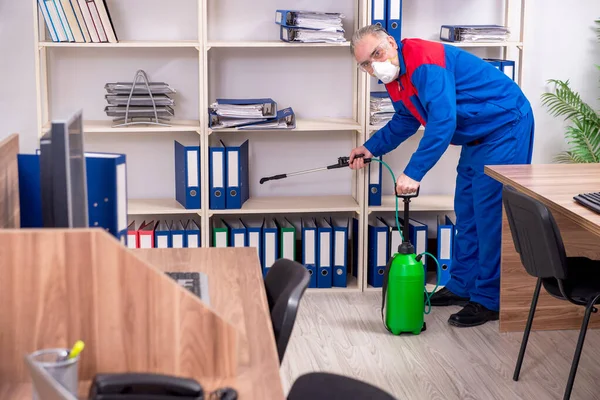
[395,186,420,199]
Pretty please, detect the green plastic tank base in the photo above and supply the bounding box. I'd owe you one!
[385,245,426,336]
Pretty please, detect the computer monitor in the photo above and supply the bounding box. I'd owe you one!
[40,110,89,228]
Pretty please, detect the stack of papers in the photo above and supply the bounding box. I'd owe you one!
[209,99,296,130]
[370,92,394,126]
[275,9,346,43]
[104,81,176,123]
[440,24,510,42]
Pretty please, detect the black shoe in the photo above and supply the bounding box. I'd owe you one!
[448,302,499,327]
[425,287,469,307]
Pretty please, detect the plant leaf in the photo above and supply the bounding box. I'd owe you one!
[541,79,600,125]
[561,119,600,163]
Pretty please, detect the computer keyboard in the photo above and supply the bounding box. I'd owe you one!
[573,192,600,214]
[165,271,210,305]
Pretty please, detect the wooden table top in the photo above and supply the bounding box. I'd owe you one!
[0,247,283,400]
[485,163,600,237]
[134,247,284,400]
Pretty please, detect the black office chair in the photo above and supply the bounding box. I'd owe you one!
[502,185,600,400]
[287,372,397,400]
[264,258,310,364]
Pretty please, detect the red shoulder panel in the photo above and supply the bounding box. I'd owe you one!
[401,39,446,78]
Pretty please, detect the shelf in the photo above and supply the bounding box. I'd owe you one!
[207,40,350,48]
[306,276,359,293]
[43,120,201,134]
[368,195,454,213]
[434,40,523,48]
[39,40,200,48]
[209,195,359,216]
[209,118,361,134]
[128,198,200,215]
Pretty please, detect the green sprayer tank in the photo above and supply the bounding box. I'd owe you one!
[382,191,426,335]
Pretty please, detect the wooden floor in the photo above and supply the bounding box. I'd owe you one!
[280,292,600,400]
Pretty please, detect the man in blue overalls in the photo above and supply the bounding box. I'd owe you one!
[349,25,534,327]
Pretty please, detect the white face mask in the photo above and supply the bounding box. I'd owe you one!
[372,59,400,84]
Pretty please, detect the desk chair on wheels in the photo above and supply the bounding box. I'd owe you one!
[502,185,600,400]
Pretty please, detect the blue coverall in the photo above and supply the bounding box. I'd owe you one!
[364,38,535,312]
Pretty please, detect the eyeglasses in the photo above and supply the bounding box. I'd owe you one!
[357,42,391,72]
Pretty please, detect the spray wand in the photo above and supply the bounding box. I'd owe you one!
[260,155,371,184]
[259,155,442,317]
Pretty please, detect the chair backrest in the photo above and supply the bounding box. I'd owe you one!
[502,185,568,280]
[264,258,310,364]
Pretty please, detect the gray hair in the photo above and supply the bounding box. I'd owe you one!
[350,25,390,56]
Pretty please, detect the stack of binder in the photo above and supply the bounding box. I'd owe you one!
[275,10,346,43]
[440,25,510,43]
[364,214,456,288]
[209,98,295,130]
[370,0,402,44]
[37,0,118,43]
[104,81,176,124]
[127,219,201,249]
[370,92,394,126]
[208,139,249,210]
[211,216,351,288]
[17,150,128,243]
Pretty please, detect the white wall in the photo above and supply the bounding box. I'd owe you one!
[1,0,599,201]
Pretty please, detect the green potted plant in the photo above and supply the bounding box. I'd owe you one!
[541,19,600,163]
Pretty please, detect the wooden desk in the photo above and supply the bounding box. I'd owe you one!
[0,230,283,400]
[485,164,600,332]
[134,247,284,400]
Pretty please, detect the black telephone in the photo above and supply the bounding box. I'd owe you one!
[88,373,204,400]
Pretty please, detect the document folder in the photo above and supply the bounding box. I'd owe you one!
[301,218,318,288]
[386,0,402,43]
[352,217,359,280]
[155,220,171,248]
[279,25,346,43]
[378,216,401,260]
[212,98,277,119]
[371,0,386,27]
[127,220,138,249]
[369,155,382,206]
[174,141,200,210]
[243,219,264,267]
[484,58,516,81]
[212,219,228,247]
[368,218,388,287]
[223,139,250,209]
[331,218,349,287]
[275,10,345,30]
[17,154,43,228]
[170,220,186,248]
[276,218,296,261]
[316,218,333,288]
[185,219,201,248]
[440,24,510,43]
[138,220,156,248]
[209,109,269,130]
[224,218,248,247]
[237,107,296,130]
[209,141,226,209]
[262,219,279,277]
[85,152,128,243]
[437,215,455,285]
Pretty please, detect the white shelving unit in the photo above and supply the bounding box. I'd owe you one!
[32,0,526,293]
